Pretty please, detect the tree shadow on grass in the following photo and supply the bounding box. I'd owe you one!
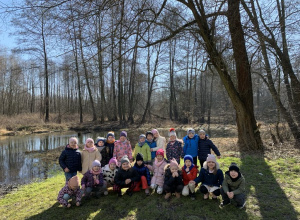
[240,153,299,220]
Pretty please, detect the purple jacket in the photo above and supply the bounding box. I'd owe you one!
[81,170,104,188]
[57,185,81,207]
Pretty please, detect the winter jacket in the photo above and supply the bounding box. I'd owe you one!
[113,140,133,166]
[194,161,224,187]
[222,171,245,195]
[81,147,102,174]
[100,146,111,167]
[198,137,221,161]
[147,158,168,187]
[163,165,184,187]
[81,170,104,188]
[104,142,115,159]
[146,140,157,159]
[103,164,118,185]
[152,135,166,152]
[134,143,151,163]
[182,134,199,157]
[59,145,82,173]
[181,165,198,186]
[114,167,141,187]
[166,140,182,164]
[57,185,81,207]
[133,162,151,186]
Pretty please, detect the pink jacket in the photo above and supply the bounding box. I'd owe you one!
[147,158,168,187]
[113,140,133,166]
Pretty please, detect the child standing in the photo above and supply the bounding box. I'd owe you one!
[57,175,81,208]
[191,154,223,199]
[103,157,118,188]
[113,155,141,197]
[81,138,102,174]
[166,128,182,164]
[113,131,133,166]
[163,158,184,199]
[151,129,166,153]
[146,149,168,194]
[81,160,107,199]
[134,134,151,164]
[181,155,198,200]
[198,129,221,167]
[182,128,199,166]
[145,131,157,160]
[103,131,116,163]
[220,162,246,209]
[95,137,106,153]
[133,153,151,195]
[59,137,82,182]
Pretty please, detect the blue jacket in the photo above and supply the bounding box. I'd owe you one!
[182,134,199,157]
[198,137,221,161]
[146,140,157,159]
[133,162,151,186]
[194,162,223,187]
[59,145,82,173]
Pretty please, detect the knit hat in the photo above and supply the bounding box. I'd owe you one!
[156,149,164,157]
[229,162,240,172]
[107,131,115,139]
[199,129,206,134]
[206,154,217,163]
[109,157,118,165]
[120,131,127,137]
[96,137,106,144]
[68,176,79,188]
[136,153,144,161]
[169,128,177,137]
[170,158,179,169]
[151,129,158,135]
[184,155,193,163]
[120,155,130,166]
[92,160,101,167]
[187,128,195,135]
[69,137,78,144]
[139,134,146,140]
[85,138,94,145]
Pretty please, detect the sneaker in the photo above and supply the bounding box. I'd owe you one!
[237,201,246,209]
[145,188,150,196]
[104,191,108,196]
[204,193,209,200]
[175,192,181,198]
[126,190,133,197]
[219,200,231,208]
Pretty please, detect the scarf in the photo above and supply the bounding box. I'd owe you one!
[138,141,145,147]
[84,145,96,153]
[107,139,115,144]
[154,157,164,167]
[184,164,194,172]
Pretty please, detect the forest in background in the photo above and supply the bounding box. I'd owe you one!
[0,0,300,150]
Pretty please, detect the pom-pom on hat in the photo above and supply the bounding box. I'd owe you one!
[120,155,130,166]
[170,158,179,169]
[68,176,80,188]
[107,131,115,139]
[184,155,193,163]
[206,154,217,163]
[109,157,118,165]
[92,160,101,167]
[169,128,177,137]
[69,137,78,144]
[156,149,164,157]
[229,162,240,172]
[136,153,144,161]
[187,128,195,135]
[120,131,127,137]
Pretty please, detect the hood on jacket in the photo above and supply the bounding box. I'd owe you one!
[203,160,220,170]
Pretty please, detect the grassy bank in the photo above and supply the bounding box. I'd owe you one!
[0,156,299,220]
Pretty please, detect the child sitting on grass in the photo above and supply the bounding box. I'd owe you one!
[57,175,81,208]
[133,153,151,195]
[81,160,107,199]
[103,157,118,189]
[220,162,246,209]
[113,155,140,197]
[181,155,198,200]
[163,158,184,199]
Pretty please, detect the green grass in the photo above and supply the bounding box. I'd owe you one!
[0,156,299,220]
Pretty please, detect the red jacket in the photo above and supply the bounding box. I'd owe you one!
[182,165,198,185]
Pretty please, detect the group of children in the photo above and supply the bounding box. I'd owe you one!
[57,128,246,209]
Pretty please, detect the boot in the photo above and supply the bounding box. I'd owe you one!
[175,192,181,198]
[190,192,196,200]
[145,188,150,196]
[164,192,171,200]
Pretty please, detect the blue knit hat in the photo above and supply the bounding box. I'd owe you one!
[184,155,193,163]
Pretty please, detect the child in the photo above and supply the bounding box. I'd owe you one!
[182,128,199,165]
[145,131,157,160]
[81,138,102,174]
[166,128,182,164]
[113,155,141,197]
[220,162,246,209]
[95,137,106,153]
[103,157,118,187]
[146,149,168,194]
[57,175,81,208]
[81,160,107,199]
[103,131,115,159]
[198,129,221,167]
[59,137,82,182]
[151,129,166,153]
[190,154,223,199]
[163,158,184,199]
[113,131,133,166]
[134,134,151,164]
[181,155,198,200]
[133,153,151,195]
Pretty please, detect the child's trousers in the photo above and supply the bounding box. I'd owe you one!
[113,181,138,193]
[182,182,195,196]
[220,188,245,206]
[163,184,183,193]
[133,176,149,191]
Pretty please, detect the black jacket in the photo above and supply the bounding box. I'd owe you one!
[59,145,82,172]
[114,167,141,187]
[164,165,184,187]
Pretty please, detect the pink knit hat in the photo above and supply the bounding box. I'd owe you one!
[206,154,217,163]
[156,149,164,157]
[69,137,78,144]
[109,157,118,165]
[151,129,159,134]
[169,158,179,169]
[85,138,94,145]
